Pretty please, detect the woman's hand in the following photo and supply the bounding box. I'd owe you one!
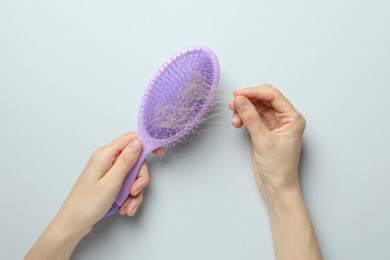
[57,132,153,234]
[230,84,321,260]
[25,132,164,260]
[229,84,306,203]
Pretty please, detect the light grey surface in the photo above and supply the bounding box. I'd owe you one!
[1,0,390,259]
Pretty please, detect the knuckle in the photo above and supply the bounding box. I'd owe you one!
[117,149,134,166]
[270,87,281,95]
[292,114,306,133]
[125,131,136,137]
[262,83,273,89]
[243,111,258,127]
[301,116,306,132]
[263,85,281,100]
[144,175,150,186]
[91,147,108,162]
[299,115,307,129]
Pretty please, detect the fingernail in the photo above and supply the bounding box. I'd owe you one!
[232,113,239,124]
[127,201,138,216]
[130,139,142,153]
[119,206,127,215]
[234,96,247,110]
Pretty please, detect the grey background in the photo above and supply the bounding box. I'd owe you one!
[1,0,389,259]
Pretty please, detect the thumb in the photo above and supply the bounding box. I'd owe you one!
[234,96,268,140]
[103,139,143,185]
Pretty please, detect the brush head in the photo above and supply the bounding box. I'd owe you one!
[104,47,219,217]
[138,46,220,149]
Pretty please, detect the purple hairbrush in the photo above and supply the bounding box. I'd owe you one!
[105,46,220,217]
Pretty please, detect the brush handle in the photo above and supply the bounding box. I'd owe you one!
[104,147,150,217]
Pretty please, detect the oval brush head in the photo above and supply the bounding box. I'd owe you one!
[105,46,220,217]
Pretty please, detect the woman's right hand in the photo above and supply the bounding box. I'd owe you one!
[229,84,306,203]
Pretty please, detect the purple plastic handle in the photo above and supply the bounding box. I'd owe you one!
[104,144,152,217]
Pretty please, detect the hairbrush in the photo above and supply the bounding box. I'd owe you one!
[105,46,220,217]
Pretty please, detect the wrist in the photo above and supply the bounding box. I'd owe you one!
[262,178,302,207]
[25,216,87,260]
[52,211,91,241]
[264,179,322,260]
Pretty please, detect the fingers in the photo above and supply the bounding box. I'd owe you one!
[130,161,149,197]
[119,162,149,216]
[229,102,243,128]
[102,139,143,185]
[88,129,163,182]
[119,192,143,216]
[152,147,166,157]
[234,95,268,140]
[229,84,301,133]
[86,132,137,178]
[99,132,138,162]
[228,101,236,112]
[107,132,138,151]
[234,84,295,113]
[231,111,243,128]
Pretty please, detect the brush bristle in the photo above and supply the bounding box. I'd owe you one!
[139,47,220,146]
